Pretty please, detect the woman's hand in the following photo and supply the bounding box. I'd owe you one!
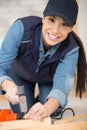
[23,98,60,120]
[23,102,49,120]
[1,80,19,104]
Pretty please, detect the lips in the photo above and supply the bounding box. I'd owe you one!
[47,32,59,41]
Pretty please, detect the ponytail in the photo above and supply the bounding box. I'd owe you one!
[72,31,86,98]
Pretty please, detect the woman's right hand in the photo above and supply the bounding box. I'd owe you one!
[1,80,19,104]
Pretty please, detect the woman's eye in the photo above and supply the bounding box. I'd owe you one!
[49,18,55,22]
[62,23,68,27]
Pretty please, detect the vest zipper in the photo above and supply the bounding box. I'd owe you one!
[36,60,41,73]
[36,66,39,73]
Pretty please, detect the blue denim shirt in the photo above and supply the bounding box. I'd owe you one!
[0,20,79,108]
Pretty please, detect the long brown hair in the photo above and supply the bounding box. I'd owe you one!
[72,31,86,98]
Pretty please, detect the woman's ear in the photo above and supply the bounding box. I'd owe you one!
[69,26,73,33]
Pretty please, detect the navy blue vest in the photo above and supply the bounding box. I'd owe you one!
[13,16,78,83]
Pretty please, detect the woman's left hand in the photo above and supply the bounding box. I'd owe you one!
[23,102,49,120]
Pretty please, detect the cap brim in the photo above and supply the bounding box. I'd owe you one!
[43,12,74,26]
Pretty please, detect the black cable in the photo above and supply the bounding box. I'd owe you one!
[51,107,75,120]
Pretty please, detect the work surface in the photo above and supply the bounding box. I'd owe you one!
[0,95,87,130]
[0,115,87,130]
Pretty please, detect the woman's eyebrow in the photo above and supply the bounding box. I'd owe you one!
[51,16,56,19]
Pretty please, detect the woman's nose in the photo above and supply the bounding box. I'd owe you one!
[52,23,60,34]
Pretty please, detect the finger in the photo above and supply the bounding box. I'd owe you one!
[11,96,19,104]
[5,94,9,99]
[28,111,48,120]
[24,108,48,120]
[23,109,38,119]
[24,105,40,117]
[30,116,42,120]
[14,95,19,102]
[31,109,44,117]
[23,102,45,119]
[6,94,19,104]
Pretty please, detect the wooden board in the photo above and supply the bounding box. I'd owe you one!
[0,118,51,130]
[22,122,87,130]
[0,120,87,130]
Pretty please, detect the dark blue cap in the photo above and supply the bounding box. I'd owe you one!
[43,0,78,26]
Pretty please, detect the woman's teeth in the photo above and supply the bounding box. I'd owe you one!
[48,33,58,40]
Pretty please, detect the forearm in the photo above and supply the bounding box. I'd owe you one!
[44,97,60,116]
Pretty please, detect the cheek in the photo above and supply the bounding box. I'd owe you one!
[42,24,48,37]
[61,32,69,39]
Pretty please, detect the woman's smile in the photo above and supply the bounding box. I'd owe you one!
[47,32,59,41]
[42,16,73,49]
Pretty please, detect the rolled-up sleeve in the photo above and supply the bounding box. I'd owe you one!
[46,46,79,108]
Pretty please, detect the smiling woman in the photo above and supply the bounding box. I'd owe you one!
[42,16,73,50]
[0,0,86,120]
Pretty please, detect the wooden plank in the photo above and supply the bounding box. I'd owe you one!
[1,121,86,130]
[0,117,87,130]
[0,118,51,130]
[19,122,87,130]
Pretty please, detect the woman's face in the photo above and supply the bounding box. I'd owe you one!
[42,16,73,50]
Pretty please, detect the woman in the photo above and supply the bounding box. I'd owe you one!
[0,0,86,120]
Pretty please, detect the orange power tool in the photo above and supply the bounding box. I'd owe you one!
[0,109,18,121]
[0,86,28,122]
